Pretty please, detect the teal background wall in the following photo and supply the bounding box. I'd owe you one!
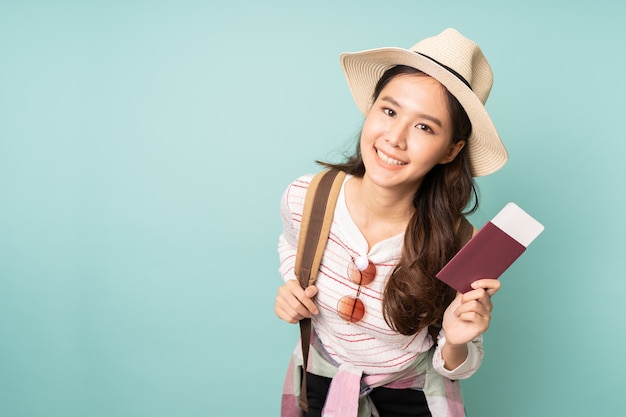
[1,1,624,416]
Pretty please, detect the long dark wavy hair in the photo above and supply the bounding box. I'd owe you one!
[320,65,478,341]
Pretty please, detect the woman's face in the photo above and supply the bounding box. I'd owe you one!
[360,73,465,193]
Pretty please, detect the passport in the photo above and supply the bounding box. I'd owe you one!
[436,203,544,293]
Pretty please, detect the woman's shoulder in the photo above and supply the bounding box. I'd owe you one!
[280,173,317,212]
[290,173,316,190]
[282,170,351,209]
[283,172,316,197]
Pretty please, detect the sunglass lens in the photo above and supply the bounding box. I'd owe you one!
[337,296,365,323]
[360,261,376,284]
[348,258,376,285]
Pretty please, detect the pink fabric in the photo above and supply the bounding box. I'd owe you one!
[280,347,468,417]
[321,365,362,417]
[443,377,465,417]
[281,356,302,417]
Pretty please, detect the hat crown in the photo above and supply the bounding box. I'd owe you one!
[410,28,493,104]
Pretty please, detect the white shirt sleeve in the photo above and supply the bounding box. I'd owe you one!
[277,175,311,283]
[432,332,484,380]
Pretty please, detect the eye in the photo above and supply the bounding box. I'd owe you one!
[383,107,396,117]
[415,123,434,133]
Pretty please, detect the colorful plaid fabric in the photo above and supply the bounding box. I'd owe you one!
[281,339,468,417]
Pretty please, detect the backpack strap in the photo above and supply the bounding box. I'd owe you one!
[295,169,346,412]
[295,169,346,289]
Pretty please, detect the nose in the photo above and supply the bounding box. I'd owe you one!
[385,120,408,149]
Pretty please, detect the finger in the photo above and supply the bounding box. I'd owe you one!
[292,283,319,316]
[274,303,300,324]
[459,287,494,311]
[461,288,489,303]
[462,289,494,312]
[275,290,311,322]
[471,278,501,296]
[304,284,318,299]
[284,280,319,316]
[456,310,490,324]
[454,303,491,329]
[454,299,491,320]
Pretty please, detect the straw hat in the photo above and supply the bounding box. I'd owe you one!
[340,28,508,177]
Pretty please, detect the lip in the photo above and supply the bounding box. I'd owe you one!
[375,147,408,168]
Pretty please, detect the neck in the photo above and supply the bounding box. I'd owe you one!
[345,176,417,246]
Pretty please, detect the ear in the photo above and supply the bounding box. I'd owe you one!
[439,140,465,164]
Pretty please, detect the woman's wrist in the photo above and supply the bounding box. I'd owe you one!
[441,340,469,370]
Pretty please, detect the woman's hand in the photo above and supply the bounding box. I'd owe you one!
[442,278,501,347]
[274,279,319,324]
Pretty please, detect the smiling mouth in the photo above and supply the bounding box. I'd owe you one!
[376,149,407,166]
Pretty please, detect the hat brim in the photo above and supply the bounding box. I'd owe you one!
[340,47,508,177]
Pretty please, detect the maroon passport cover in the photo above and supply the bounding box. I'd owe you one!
[436,222,526,293]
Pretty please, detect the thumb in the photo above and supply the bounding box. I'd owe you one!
[304,285,318,299]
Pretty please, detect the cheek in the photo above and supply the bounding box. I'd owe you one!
[360,119,375,146]
[361,116,374,136]
[361,114,385,141]
[434,143,458,164]
[406,140,450,163]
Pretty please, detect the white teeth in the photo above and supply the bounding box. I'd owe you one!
[377,149,406,166]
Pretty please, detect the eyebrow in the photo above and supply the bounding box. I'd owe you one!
[380,96,444,128]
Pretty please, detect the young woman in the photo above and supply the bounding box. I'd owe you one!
[275,28,508,417]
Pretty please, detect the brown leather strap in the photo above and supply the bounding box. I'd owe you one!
[295,170,345,412]
[295,170,346,288]
[298,317,312,411]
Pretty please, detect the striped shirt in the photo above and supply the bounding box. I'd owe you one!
[278,173,483,379]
